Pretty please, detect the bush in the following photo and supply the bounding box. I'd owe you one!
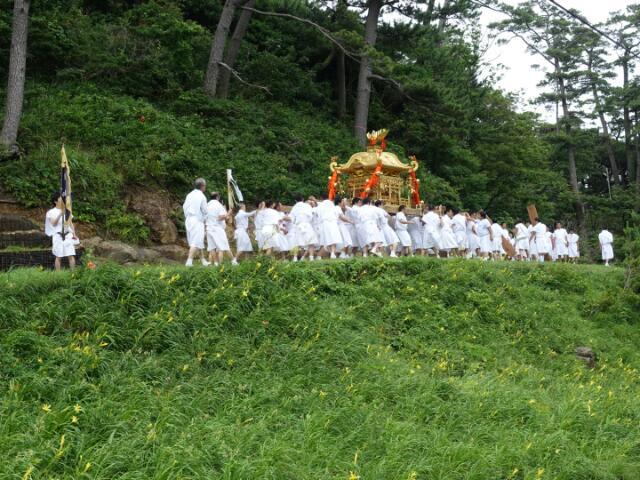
[105,206,150,245]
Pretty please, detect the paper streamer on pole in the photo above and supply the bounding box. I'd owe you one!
[227,169,244,210]
[527,204,538,224]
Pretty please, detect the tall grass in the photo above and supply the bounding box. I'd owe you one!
[1,259,638,479]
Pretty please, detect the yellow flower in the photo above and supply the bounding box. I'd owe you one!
[22,466,34,480]
[41,404,51,413]
[408,472,418,480]
[349,472,360,480]
[83,462,92,473]
[535,467,545,479]
[99,341,109,348]
[159,271,166,280]
[71,415,79,424]
[74,404,82,413]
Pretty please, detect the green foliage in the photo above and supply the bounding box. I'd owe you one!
[105,206,150,245]
[0,260,638,478]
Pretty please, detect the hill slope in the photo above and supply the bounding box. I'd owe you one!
[1,259,639,479]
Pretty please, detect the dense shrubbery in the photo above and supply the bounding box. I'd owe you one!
[0,0,635,254]
[0,259,638,478]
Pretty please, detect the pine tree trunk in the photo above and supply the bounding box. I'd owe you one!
[336,47,346,119]
[1,0,30,153]
[425,0,436,24]
[217,0,255,100]
[636,110,640,185]
[592,86,621,186]
[437,0,451,32]
[354,0,383,147]
[623,55,635,182]
[555,58,585,229]
[204,0,243,98]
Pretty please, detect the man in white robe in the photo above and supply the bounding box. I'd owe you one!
[316,196,343,259]
[421,205,441,256]
[45,192,79,271]
[598,229,614,266]
[206,192,234,266]
[451,209,468,255]
[553,222,569,262]
[374,200,399,257]
[529,218,548,262]
[290,195,318,261]
[359,198,384,256]
[233,203,256,262]
[475,211,492,260]
[394,205,413,256]
[490,221,504,260]
[183,178,209,267]
[514,221,529,260]
[567,230,580,262]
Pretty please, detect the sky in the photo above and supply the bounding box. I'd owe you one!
[479,0,634,119]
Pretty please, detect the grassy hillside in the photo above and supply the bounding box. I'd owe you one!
[1,259,639,479]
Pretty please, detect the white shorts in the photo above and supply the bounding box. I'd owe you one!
[234,228,253,252]
[206,226,230,252]
[478,235,492,254]
[396,230,412,248]
[52,233,77,258]
[185,217,205,249]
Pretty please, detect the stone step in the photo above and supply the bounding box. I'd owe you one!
[0,214,40,232]
[0,247,84,271]
[0,230,50,249]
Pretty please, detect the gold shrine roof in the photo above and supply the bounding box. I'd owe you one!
[333,148,415,175]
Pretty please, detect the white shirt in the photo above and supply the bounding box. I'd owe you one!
[290,201,314,225]
[568,233,579,244]
[206,200,227,228]
[598,230,613,245]
[452,214,466,233]
[476,218,491,237]
[359,204,378,225]
[183,189,207,221]
[316,200,339,222]
[515,223,528,240]
[490,222,503,238]
[374,206,389,229]
[532,222,547,240]
[45,208,64,237]
[553,228,568,245]
[395,212,409,231]
[261,208,282,227]
[422,211,440,232]
[235,210,255,230]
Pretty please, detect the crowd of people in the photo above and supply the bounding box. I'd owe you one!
[182,178,617,267]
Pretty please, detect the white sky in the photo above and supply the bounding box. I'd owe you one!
[480,0,634,119]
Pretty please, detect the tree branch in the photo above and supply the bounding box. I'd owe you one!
[218,62,272,95]
[241,6,362,61]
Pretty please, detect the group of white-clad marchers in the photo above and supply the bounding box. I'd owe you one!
[183,178,616,267]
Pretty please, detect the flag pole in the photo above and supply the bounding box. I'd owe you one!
[226,169,233,210]
[61,145,66,241]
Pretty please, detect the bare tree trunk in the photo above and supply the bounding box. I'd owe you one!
[336,47,346,119]
[204,0,243,98]
[623,55,635,182]
[425,0,436,24]
[556,57,585,229]
[1,0,30,153]
[217,0,256,99]
[636,110,640,185]
[354,0,383,147]
[437,0,451,32]
[591,85,621,185]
